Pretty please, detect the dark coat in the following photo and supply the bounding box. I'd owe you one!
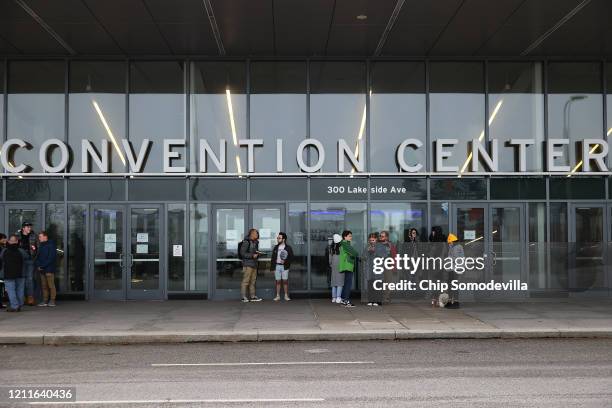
[2,245,27,279]
[269,243,294,271]
[35,240,57,274]
[239,238,259,268]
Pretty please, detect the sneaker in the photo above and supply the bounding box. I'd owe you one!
[37,303,48,307]
[331,298,336,303]
[273,295,280,301]
[344,302,355,308]
[284,295,291,301]
[48,302,56,307]
[336,297,343,304]
[367,302,373,306]
[249,296,263,302]
[6,308,17,312]
[241,297,250,303]
[372,302,380,306]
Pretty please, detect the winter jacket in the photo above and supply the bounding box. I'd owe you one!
[239,238,259,268]
[447,243,465,273]
[2,244,28,279]
[35,240,57,274]
[269,243,294,271]
[18,230,37,259]
[328,245,344,287]
[338,240,358,273]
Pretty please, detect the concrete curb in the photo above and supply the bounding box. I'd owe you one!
[1,329,611,345]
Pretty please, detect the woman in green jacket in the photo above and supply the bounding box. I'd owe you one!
[339,230,359,307]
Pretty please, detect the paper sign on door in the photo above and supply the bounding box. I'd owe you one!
[104,242,116,253]
[173,245,183,257]
[137,233,148,243]
[136,244,148,254]
[104,233,116,243]
[464,230,476,240]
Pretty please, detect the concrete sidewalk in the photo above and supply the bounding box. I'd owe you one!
[0,299,611,345]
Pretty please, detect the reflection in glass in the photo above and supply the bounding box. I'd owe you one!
[251,62,306,172]
[189,204,209,291]
[69,61,126,173]
[429,62,484,172]
[215,208,245,290]
[488,62,544,171]
[168,204,186,291]
[8,61,65,172]
[130,208,160,290]
[8,208,39,239]
[287,203,308,290]
[528,203,547,291]
[310,62,366,172]
[370,62,426,172]
[491,207,521,283]
[572,206,605,291]
[93,208,123,291]
[252,208,282,293]
[547,63,603,171]
[68,204,87,292]
[370,203,427,245]
[45,204,65,292]
[130,61,185,172]
[550,202,568,290]
[191,62,246,173]
[310,203,366,289]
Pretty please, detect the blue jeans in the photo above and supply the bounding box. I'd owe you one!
[341,271,353,301]
[23,259,35,298]
[5,278,25,310]
[331,286,343,299]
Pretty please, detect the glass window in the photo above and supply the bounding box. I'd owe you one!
[310,203,366,289]
[190,178,246,201]
[190,62,246,173]
[68,179,125,201]
[45,204,65,292]
[370,178,427,200]
[429,62,484,173]
[0,60,4,147]
[528,203,547,291]
[250,178,307,201]
[547,62,603,171]
[488,62,544,171]
[430,178,486,200]
[8,61,65,172]
[550,202,568,290]
[128,178,186,201]
[370,203,428,244]
[370,62,426,172]
[430,202,449,238]
[6,179,64,201]
[168,204,186,291]
[69,61,126,173]
[287,203,307,290]
[310,177,367,201]
[189,203,209,291]
[549,177,605,199]
[490,178,546,200]
[130,61,185,172]
[251,61,306,172]
[68,204,87,292]
[607,63,612,171]
[310,62,366,172]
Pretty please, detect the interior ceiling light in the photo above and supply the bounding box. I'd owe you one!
[356,14,367,20]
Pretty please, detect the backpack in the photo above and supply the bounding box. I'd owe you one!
[237,239,250,258]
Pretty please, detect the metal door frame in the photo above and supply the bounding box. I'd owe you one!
[568,202,609,296]
[210,203,286,300]
[127,204,166,300]
[4,204,43,236]
[88,203,166,301]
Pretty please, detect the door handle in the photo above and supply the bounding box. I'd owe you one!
[119,253,123,267]
[491,250,497,266]
[129,254,134,267]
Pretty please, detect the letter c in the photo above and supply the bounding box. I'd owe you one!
[1,138,31,173]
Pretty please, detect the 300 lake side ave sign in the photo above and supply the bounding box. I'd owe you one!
[0,136,610,175]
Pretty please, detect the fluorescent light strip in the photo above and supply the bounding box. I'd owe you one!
[226,89,238,147]
[92,100,126,165]
[459,100,503,176]
[351,95,369,174]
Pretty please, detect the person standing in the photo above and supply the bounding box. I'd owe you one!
[378,230,398,305]
[18,222,37,306]
[239,229,263,303]
[270,232,294,302]
[0,233,7,309]
[2,235,27,312]
[329,234,343,303]
[364,232,381,306]
[339,230,359,308]
[428,226,447,305]
[35,231,57,307]
[445,233,465,307]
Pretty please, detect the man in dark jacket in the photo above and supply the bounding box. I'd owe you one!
[270,232,294,302]
[239,229,262,303]
[35,231,57,307]
[3,235,27,312]
[18,222,37,306]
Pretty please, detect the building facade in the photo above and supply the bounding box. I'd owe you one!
[0,58,610,300]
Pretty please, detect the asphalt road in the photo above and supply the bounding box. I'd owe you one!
[1,339,611,407]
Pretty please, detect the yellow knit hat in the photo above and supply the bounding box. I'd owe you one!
[447,233,458,243]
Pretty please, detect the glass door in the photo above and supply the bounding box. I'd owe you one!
[490,203,526,298]
[128,205,164,300]
[569,204,607,295]
[90,206,125,300]
[211,204,285,300]
[451,204,488,300]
